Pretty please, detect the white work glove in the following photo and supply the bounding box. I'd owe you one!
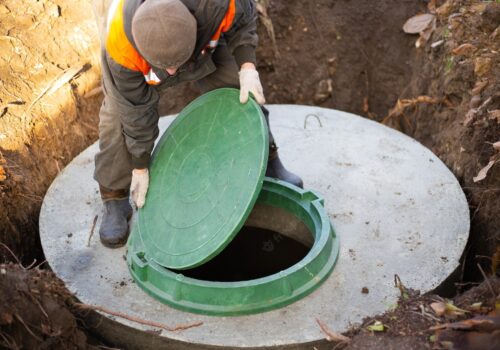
[130,168,149,209]
[239,68,266,105]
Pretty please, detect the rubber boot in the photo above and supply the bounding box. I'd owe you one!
[261,106,304,188]
[99,187,132,248]
[266,142,304,188]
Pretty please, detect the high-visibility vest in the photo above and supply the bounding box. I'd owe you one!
[106,0,236,85]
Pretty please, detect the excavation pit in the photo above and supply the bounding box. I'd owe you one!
[40,105,469,349]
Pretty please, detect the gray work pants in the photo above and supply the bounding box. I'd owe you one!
[94,44,274,192]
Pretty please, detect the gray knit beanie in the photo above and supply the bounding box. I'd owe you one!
[131,0,196,69]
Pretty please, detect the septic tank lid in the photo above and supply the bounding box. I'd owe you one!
[135,88,269,270]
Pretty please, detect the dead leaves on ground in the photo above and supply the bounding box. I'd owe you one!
[432,314,500,350]
[403,13,436,48]
[366,320,386,332]
[382,95,447,131]
[473,142,500,183]
[452,43,478,57]
[403,14,436,34]
[430,301,469,319]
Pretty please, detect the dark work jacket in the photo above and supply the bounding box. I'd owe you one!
[102,0,258,168]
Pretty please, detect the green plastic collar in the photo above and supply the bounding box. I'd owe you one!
[127,178,339,316]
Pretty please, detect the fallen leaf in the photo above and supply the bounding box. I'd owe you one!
[431,316,500,332]
[473,156,498,183]
[491,26,500,41]
[431,39,445,48]
[416,24,435,48]
[469,302,483,312]
[488,110,500,123]
[452,43,477,56]
[427,0,437,13]
[367,321,386,332]
[474,57,492,77]
[446,303,469,315]
[436,0,454,17]
[314,79,333,104]
[431,302,447,316]
[403,13,436,34]
[470,3,487,13]
[464,109,478,127]
[471,80,488,95]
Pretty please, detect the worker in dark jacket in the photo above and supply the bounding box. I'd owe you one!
[95,0,303,248]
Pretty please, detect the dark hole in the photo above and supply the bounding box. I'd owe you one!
[170,226,310,282]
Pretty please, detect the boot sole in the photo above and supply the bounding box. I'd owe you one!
[99,212,133,249]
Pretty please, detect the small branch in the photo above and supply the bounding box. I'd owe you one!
[76,304,203,332]
[477,263,496,303]
[0,242,21,265]
[87,215,98,247]
[14,313,43,342]
[315,318,350,343]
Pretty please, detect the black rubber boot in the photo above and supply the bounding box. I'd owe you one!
[266,142,304,188]
[99,198,133,248]
[260,106,304,188]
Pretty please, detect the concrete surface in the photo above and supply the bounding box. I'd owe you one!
[39,105,469,349]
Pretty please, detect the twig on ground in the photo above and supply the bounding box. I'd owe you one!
[315,318,350,343]
[394,274,409,299]
[83,86,103,98]
[0,242,21,265]
[87,215,98,247]
[76,304,203,332]
[0,329,17,349]
[476,263,497,303]
[24,259,38,270]
[14,313,43,342]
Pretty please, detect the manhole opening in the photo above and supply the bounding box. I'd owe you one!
[171,204,314,282]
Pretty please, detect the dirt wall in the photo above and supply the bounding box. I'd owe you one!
[0,0,102,262]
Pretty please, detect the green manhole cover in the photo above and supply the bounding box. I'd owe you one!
[127,88,339,316]
[135,88,268,270]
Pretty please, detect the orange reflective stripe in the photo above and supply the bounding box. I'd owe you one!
[210,0,236,44]
[106,0,150,75]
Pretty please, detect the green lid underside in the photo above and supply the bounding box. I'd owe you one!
[136,88,269,270]
[127,178,340,316]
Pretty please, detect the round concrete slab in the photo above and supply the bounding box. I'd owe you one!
[40,105,469,349]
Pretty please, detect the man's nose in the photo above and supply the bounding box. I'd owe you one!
[166,67,177,75]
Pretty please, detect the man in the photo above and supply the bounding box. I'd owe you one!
[95,0,303,248]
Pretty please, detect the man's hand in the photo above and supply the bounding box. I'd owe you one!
[130,168,149,208]
[239,62,265,105]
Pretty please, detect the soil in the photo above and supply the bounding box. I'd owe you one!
[0,0,102,263]
[0,0,499,349]
[0,263,94,349]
